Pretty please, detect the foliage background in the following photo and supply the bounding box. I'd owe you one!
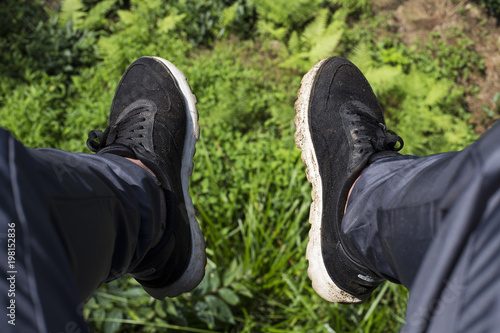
[1,0,498,332]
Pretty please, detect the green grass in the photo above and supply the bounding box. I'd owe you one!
[0,0,488,331]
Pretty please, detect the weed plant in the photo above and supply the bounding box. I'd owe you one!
[0,0,487,332]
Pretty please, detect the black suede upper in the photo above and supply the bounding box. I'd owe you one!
[309,57,402,299]
[87,57,192,290]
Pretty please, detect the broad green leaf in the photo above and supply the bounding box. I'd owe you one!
[103,309,123,333]
[205,295,235,324]
[154,300,167,318]
[218,288,240,306]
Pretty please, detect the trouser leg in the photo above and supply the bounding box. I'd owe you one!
[403,122,500,333]
[404,180,500,333]
[0,129,164,332]
[342,150,464,288]
[343,122,500,332]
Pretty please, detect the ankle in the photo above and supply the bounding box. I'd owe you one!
[125,157,157,180]
[345,175,361,214]
[124,157,166,247]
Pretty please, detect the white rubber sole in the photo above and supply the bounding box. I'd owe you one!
[294,59,362,303]
[151,57,206,297]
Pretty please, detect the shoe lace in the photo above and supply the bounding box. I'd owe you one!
[87,128,109,152]
[370,123,404,152]
[86,107,150,153]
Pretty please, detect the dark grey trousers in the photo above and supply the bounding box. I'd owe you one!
[0,129,163,332]
[1,118,499,332]
[344,121,500,332]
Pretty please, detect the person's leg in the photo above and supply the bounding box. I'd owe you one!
[295,56,500,332]
[337,113,500,333]
[341,149,466,289]
[0,56,206,331]
[85,57,206,299]
[400,122,500,332]
[294,56,404,303]
[0,129,164,332]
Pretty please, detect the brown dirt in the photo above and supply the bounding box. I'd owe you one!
[43,0,61,10]
[371,0,500,134]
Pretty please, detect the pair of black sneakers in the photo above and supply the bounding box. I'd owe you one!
[88,56,402,302]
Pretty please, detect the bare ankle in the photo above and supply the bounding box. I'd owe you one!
[125,157,157,180]
[345,175,361,214]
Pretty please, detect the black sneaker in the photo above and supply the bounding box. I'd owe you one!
[87,56,206,298]
[294,57,403,303]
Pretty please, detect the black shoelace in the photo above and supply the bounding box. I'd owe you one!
[87,128,110,153]
[86,106,151,153]
[370,123,404,152]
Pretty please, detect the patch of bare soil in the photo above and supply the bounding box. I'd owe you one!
[372,0,500,134]
[44,0,61,10]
